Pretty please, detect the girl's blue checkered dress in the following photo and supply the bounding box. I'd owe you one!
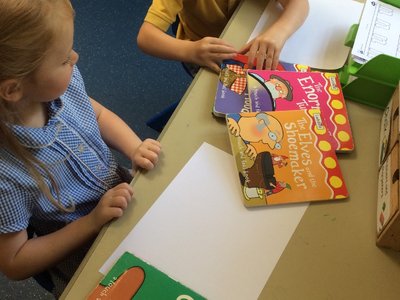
[0,66,131,296]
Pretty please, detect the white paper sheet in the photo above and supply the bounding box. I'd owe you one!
[249,0,364,70]
[101,143,308,300]
[352,0,400,63]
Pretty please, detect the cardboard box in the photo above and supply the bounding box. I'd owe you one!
[377,84,400,250]
[379,85,400,166]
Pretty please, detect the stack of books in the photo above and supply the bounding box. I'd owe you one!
[214,55,354,207]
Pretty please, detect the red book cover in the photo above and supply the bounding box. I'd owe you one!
[247,70,354,152]
[213,54,310,117]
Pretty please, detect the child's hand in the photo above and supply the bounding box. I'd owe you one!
[88,183,134,230]
[131,139,161,172]
[240,27,286,70]
[191,37,237,73]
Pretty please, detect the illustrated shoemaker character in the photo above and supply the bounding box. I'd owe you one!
[248,72,293,110]
[227,112,284,160]
[272,154,289,168]
[239,151,291,201]
[227,112,289,202]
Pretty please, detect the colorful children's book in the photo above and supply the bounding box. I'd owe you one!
[226,109,348,207]
[87,252,206,300]
[246,70,354,152]
[213,54,310,117]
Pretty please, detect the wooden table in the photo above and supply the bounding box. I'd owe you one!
[62,0,400,299]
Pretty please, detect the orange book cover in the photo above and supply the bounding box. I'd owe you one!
[226,109,348,207]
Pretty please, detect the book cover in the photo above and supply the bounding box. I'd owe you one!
[247,70,354,152]
[226,109,348,207]
[87,252,206,300]
[213,54,310,117]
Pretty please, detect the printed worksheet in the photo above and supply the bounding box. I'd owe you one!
[352,0,400,63]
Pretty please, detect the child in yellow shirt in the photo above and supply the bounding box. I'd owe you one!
[137,0,309,74]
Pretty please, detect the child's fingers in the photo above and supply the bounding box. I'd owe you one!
[207,37,236,48]
[270,51,280,70]
[203,38,237,54]
[138,159,155,170]
[208,61,221,74]
[110,195,130,210]
[261,47,278,70]
[136,153,162,170]
[140,140,161,157]
[106,207,125,219]
[113,187,134,202]
[238,40,252,54]
[112,182,134,196]
[210,44,237,55]
[143,142,162,154]
[139,148,160,164]
[143,138,161,148]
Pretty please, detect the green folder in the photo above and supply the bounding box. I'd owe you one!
[338,0,400,109]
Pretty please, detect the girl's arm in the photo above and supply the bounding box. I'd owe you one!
[137,22,237,73]
[90,98,161,171]
[0,183,133,280]
[241,0,309,69]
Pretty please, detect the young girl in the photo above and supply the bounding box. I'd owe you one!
[0,0,161,297]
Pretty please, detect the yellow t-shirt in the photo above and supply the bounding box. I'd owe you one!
[144,0,241,41]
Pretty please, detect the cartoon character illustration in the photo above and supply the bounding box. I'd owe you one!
[248,72,293,110]
[239,151,291,203]
[242,182,291,201]
[266,181,292,196]
[219,55,302,96]
[227,112,284,160]
[219,63,247,94]
[271,154,289,168]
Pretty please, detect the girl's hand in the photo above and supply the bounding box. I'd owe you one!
[191,37,237,73]
[240,27,286,70]
[88,183,134,231]
[130,139,161,171]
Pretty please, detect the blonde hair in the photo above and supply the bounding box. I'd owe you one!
[0,0,75,212]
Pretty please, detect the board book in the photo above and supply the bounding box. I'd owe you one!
[226,109,348,207]
[246,70,354,152]
[213,54,309,117]
[87,251,205,300]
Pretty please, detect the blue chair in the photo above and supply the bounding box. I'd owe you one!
[146,100,180,132]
